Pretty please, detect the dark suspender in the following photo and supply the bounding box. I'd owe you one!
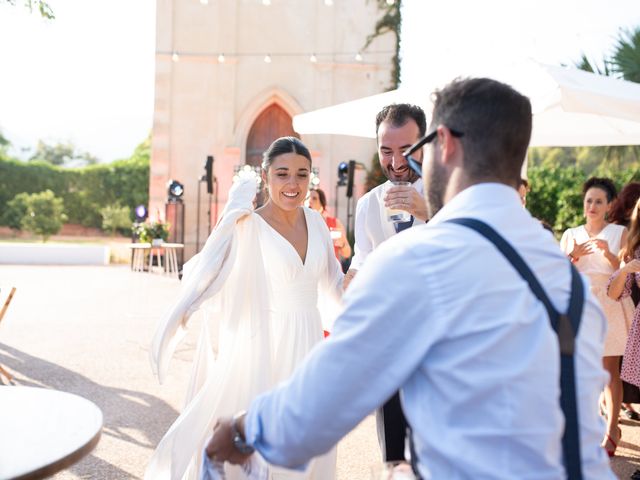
[440,218,584,479]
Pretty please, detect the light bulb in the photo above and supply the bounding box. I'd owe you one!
[354,52,363,62]
[310,53,317,63]
[218,53,225,63]
[172,52,179,62]
[264,54,272,63]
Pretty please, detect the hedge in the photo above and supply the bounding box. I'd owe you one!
[0,156,149,228]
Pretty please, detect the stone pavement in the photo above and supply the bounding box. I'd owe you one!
[0,265,379,479]
[1,264,639,479]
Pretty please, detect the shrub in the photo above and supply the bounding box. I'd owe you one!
[3,192,30,232]
[100,204,132,236]
[20,190,67,242]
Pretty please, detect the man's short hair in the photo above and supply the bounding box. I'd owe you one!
[431,78,532,185]
[375,103,427,138]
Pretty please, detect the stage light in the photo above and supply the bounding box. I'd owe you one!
[134,205,148,222]
[310,167,320,187]
[167,180,185,201]
[337,162,349,186]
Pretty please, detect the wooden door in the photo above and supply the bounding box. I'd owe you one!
[246,104,298,167]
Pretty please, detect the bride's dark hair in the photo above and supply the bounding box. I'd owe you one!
[261,136,312,171]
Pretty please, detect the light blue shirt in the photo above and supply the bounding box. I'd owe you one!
[245,183,615,479]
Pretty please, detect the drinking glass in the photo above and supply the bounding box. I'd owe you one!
[385,181,412,223]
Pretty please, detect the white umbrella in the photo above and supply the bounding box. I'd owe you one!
[293,88,432,139]
[293,62,640,147]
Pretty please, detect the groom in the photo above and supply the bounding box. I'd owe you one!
[205,77,614,479]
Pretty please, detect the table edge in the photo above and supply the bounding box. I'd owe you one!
[11,428,102,480]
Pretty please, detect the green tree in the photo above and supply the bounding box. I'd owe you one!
[100,204,131,236]
[610,26,640,83]
[21,190,67,242]
[0,130,10,157]
[2,192,29,233]
[29,140,99,167]
[1,0,54,19]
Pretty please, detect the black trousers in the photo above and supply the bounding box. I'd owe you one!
[377,391,408,461]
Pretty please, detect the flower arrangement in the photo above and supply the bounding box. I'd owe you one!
[134,220,170,244]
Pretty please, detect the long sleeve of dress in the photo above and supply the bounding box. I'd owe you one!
[150,178,256,383]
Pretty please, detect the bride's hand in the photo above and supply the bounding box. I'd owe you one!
[206,417,253,465]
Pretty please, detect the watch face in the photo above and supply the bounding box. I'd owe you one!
[233,432,255,455]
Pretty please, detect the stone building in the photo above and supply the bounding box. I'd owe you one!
[150,0,396,259]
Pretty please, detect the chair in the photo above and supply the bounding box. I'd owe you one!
[0,286,17,384]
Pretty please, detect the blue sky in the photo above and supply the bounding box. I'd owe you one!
[0,0,638,162]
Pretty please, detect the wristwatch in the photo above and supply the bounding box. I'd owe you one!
[231,411,255,455]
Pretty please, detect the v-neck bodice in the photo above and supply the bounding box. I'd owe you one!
[255,208,328,314]
[256,208,309,266]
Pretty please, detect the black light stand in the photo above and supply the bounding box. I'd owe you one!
[196,156,216,253]
[345,160,357,239]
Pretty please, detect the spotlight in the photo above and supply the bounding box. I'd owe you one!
[134,205,148,222]
[167,180,184,201]
[337,162,349,186]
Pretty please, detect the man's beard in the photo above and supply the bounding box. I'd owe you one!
[382,164,421,184]
[425,159,448,218]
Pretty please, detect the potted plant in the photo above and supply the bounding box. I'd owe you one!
[134,220,170,245]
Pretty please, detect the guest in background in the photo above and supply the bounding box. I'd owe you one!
[560,177,635,457]
[609,182,640,421]
[308,188,351,261]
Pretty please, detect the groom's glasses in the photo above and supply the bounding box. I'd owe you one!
[402,127,464,178]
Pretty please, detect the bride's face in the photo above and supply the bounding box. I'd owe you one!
[264,152,311,211]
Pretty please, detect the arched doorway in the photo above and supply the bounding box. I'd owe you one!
[246,104,298,205]
[246,104,298,167]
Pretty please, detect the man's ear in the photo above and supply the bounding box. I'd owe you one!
[437,126,460,167]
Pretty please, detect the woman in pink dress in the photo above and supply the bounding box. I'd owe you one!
[561,177,635,457]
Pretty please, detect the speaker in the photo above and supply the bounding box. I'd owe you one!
[205,156,214,194]
[346,160,356,198]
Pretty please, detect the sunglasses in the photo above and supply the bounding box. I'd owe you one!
[402,127,464,178]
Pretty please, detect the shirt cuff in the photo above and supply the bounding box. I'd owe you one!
[244,404,261,448]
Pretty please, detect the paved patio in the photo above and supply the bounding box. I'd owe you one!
[1,264,638,479]
[0,265,378,479]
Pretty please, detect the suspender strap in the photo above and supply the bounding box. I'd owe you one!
[445,217,583,480]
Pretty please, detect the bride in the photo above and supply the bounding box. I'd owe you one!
[146,137,344,479]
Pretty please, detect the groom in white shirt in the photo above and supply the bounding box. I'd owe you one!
[344,103,428,463]
[206,77,615,480]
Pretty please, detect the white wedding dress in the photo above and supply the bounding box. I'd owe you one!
[146,178,343,480]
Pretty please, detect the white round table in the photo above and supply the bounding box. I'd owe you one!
[0,386,103,480]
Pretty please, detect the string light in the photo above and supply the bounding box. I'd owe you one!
[386,0,395,4]
[324,0,333,5]
[262,0,271,5]
[200,0,208,4]
[159,50,394,63]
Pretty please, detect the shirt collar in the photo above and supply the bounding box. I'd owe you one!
[428,182,522,226]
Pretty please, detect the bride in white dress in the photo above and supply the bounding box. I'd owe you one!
[146,137,344,480]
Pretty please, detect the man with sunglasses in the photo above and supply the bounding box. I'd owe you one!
[343,103,428,465]
[206,78,614,479]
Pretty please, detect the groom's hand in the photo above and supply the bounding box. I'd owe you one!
[206,417,253,465]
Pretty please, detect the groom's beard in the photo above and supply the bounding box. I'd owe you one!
[425,159,448,219]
